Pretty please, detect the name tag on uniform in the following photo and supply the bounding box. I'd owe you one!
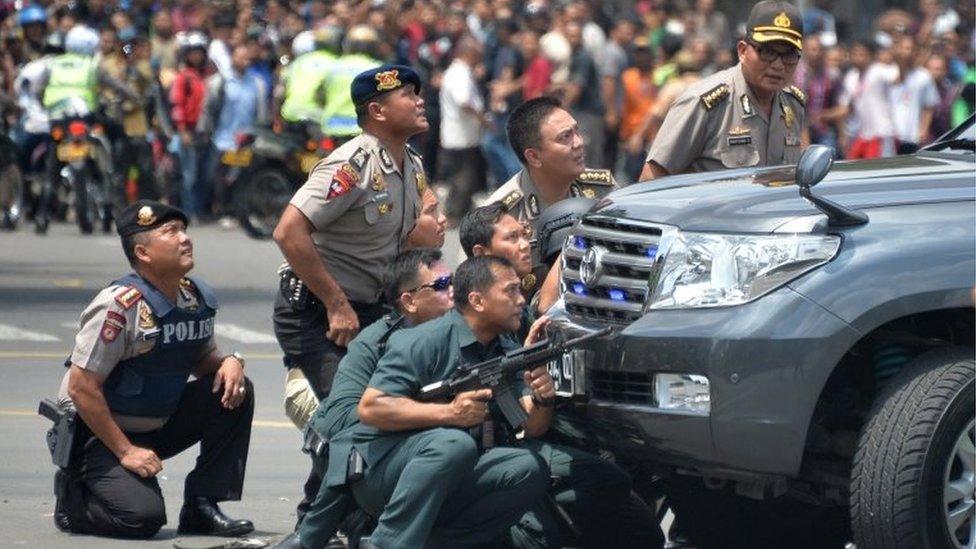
[372,191,391,202]
[728,135,753,146]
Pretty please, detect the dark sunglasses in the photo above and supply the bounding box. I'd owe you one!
[406,274,452,293]
[748,41,801,65]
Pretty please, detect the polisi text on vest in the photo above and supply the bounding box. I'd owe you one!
[162,317,215,344]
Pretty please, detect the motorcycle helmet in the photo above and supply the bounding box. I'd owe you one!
[178,31,209,53]
[18,5,47,26]
[343,25,379,57]
[291,30,315,57]
[64,25,99,56]
[314,25,343,55]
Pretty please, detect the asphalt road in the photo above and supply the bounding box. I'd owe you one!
[0,221,468,548]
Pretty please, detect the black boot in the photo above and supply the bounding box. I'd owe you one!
[53,469,73,533]
[274,531,306,549]
[177,496,254,536]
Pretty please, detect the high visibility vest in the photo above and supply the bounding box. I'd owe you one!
[280,50,337,123]
[322,54,382,137]
[42,53,98,111]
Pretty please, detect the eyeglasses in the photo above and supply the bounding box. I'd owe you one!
[406,274,452,293]
[748,41,801,66]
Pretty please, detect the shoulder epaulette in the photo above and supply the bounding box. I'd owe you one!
[783,85,806,106]
[114,287,142,309]
[405,144,423,159]
[699,84,731,110]
[349,147,371,171]
[500,190,523,211]
[577,168,614,186]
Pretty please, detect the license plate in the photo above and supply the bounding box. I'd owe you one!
[221,149,253,167]
[298,152,320,173]
[549,349,587,397]
[56,142,90,162]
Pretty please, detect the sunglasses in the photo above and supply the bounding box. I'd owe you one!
[406,274,452,293]
[748,41,801,66]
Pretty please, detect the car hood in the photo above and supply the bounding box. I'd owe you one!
[598,153,975,233]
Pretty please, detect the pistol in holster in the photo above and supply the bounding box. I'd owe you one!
[38,399,77,469]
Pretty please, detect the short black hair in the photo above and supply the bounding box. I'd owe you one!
[459,202,507,258]
[507,96,563,164]
[384,248,443,309]
[120,232,149,267]
[453,255,514,310]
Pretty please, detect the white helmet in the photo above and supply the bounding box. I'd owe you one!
[178,31,209,52]
[64,25,99,56]
[291,30,315,57]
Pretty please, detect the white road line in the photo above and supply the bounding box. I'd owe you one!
[0,324,60,342]
[60,322,78,329]
[214,324,277,344]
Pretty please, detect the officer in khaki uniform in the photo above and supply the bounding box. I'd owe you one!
[641,0,806,180]
[487,96,617,296]
[272,64,429,525]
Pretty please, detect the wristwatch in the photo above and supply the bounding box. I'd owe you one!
[227,351,245,369]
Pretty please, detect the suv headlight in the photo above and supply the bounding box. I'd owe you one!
[649,232,840,309]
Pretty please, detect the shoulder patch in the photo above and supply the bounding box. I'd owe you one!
[699,84,731,110]
[577,168,614,186]
[783,85,806,106]
[326,163,360,200]
[114,287,142,310]
[500,190,523,211]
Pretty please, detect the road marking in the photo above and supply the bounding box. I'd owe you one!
[61,322,78,329]
[1,409,293,428]
[0,351,283,359]
[52,279,82,288]
[215,324,278,344]
[0,324,60,342]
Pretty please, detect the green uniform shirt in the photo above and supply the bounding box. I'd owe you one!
[280,50,337,123]
[324,309,525,487]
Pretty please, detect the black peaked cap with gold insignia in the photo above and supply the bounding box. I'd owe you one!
[116,200,189,238]
[351,64,423,106]
[747,1,803,50]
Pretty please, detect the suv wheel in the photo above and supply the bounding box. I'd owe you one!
[851,347,975,549]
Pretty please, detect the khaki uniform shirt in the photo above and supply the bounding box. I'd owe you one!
[289,132,425,304]
[646,64,806,174]
[57,281,217,433]
[486,168,616,293]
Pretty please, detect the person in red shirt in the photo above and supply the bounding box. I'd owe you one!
[520,30,552,100]
[169,33,209,219]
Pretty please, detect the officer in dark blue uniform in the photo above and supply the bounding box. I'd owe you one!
[50,200,255,539]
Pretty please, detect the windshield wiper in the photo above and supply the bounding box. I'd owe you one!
[926,138,975,152]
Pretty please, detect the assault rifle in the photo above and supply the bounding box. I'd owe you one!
[418,327,612,429]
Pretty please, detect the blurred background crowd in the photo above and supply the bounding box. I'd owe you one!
[0,0,973,229]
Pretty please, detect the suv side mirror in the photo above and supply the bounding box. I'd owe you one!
[796,145,834,190]
[795,145,869,227]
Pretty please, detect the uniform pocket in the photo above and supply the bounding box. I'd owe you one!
[364,201,380,225]
[720,146,760,168]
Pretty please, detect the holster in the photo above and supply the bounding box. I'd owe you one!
[38,399,77,469]
[302,425,329,458]
[279,266,319,311]
[346,449,365,483]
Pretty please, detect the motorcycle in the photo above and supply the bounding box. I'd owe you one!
[230,121,336,239]
[37,98,115,235]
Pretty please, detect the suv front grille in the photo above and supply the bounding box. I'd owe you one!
[590,369,654,405]
[561,216,665,324]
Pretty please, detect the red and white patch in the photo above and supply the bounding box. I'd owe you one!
[326,164,359,200]
[100,317,124,343]
[106,310,127,325]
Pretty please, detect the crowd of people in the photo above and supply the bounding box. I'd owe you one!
[0,0,973,229]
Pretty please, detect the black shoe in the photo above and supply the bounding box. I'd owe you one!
[274,531,305,549]
[53,469,73,532]
[177,497,254,537]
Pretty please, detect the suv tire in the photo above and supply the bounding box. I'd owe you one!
[851,347,975,549]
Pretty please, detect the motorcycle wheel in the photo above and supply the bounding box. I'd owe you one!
[73,164,94,235]
[235,166,293,240]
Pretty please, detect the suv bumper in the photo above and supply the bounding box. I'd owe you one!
[549,285,860,478]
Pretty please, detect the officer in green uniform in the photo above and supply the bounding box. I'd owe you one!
[487,96,617,297]
[273,63,429,525]
[459,202,664,549]
[278,26,342,129]
[49,200,254,539]
[42,25,138,113]
[326,256,559,548]
[321,25,383,140]
[275,249,454,549]
[640,0,806,180]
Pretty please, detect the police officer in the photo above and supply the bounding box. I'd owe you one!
[277,249,455,549]
[321,25,383,140]
[487,96,617,296]
[333,255,557,548]
[49,200,254,539]
[459,202,664,549]
[272,63,428,524]
[640,0,806,180]
[278,26,342,130]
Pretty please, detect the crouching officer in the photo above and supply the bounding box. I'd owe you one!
[44,200,254,539]
[487,96,617,298]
